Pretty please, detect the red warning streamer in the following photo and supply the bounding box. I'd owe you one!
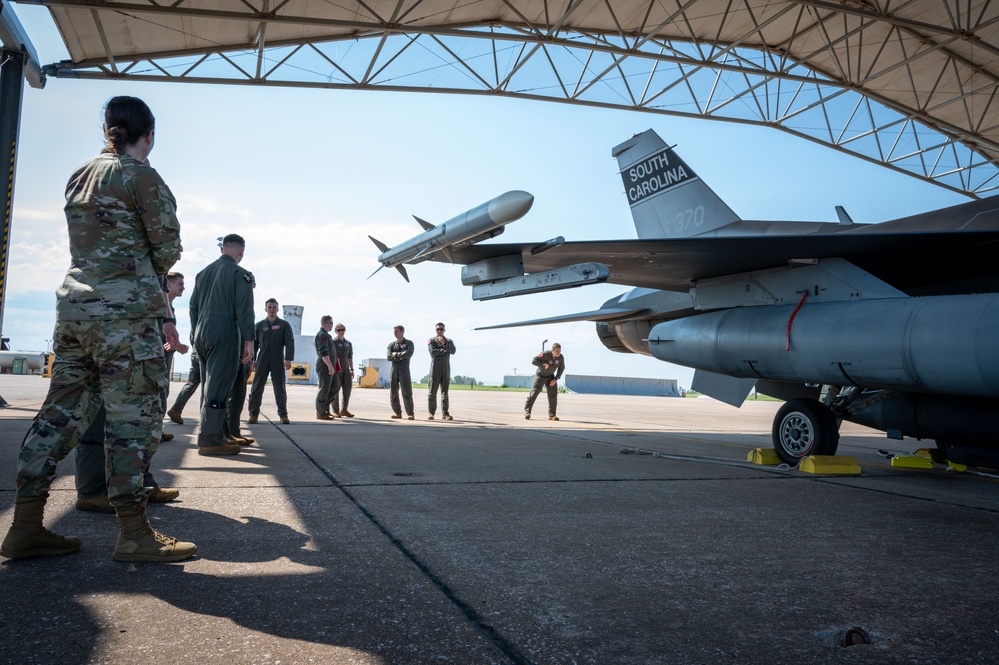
[786,292,808,351]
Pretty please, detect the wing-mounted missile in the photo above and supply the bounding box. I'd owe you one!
[369,190,534,280]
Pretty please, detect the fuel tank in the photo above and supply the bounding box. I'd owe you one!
[848,393,999,446]
[648,293,999,397]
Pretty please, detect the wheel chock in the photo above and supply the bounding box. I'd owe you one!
[798,455,861,475]
[948,462,968,472]
[890,454,934,469]
[914,447,948,464]
[747,448,782,465]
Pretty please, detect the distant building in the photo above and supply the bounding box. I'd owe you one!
[282,305,316,385]
[503,373,681,396]
[566,374,681,397]
[359,358,392,388]
[503,374,533,389]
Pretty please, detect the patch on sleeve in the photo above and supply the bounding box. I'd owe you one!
[243,271,255,286]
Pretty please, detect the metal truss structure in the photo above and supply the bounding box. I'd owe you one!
[19,0,999,197]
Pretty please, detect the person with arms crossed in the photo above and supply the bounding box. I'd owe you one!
[427,322,456,420]
[387,325,415,420]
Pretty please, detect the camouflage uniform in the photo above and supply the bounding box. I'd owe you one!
[427,335,456,417]
[189,254,255,448]
[330,336,354,414]
[16,149,180,505]
[75,276,174,499]
[387,337,415,417]
[247,316,295,419]
[315,327,335,417]
[524,351,566,418]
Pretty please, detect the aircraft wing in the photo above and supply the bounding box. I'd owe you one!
[474,307,650,330]
[436,230,999,294]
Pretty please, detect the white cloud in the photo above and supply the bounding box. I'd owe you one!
[7,240,70,296]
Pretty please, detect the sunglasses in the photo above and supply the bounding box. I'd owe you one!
[335,328,345,332]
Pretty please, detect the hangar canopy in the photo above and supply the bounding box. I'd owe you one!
[12,0,999,196]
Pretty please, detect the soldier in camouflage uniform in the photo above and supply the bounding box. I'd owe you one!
[75,271,185,513]
[189,233,255,455]
[1,96,196,562]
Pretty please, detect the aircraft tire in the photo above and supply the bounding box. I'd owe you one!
[771,398,840,466]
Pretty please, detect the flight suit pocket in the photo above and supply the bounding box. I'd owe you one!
[129,334,167,395]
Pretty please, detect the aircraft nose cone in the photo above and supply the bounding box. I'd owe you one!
[488,190,534,224]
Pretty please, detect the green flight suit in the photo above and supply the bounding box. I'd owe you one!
[189,254,255,447]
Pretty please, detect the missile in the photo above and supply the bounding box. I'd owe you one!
[369,190,534,282]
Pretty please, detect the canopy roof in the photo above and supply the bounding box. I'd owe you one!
[23,0,999,196]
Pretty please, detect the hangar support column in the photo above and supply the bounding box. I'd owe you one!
[0,0,44,407]
[0,48,24,348]
[0,48,24,407]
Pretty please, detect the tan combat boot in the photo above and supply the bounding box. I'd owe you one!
[113,502,197,562]
[77,494,115,513]
[198,443,241,456]
[148,487,180,503]
[1,495,82,559]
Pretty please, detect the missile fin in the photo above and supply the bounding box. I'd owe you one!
[368,235,390,253]
[395,264,410,282]
[439,246,455,263]
[367,264,384,280]
[414,216,436,232]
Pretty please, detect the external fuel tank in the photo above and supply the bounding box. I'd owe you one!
[648,293,999,398]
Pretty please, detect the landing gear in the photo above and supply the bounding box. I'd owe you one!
[772,398,840,466]
[935,440,999,470]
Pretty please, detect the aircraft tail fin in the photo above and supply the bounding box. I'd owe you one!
[613,130,740,239]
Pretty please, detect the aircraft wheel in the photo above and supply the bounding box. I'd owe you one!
[772,398,840,466]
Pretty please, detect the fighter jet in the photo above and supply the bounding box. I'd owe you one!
[415,130,999,468]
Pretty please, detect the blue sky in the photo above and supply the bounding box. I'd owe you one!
[3,4,967,389]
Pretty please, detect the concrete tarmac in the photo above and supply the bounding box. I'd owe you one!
[0,374,997,664]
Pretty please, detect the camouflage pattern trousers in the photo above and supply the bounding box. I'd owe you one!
[16,318,167,504]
